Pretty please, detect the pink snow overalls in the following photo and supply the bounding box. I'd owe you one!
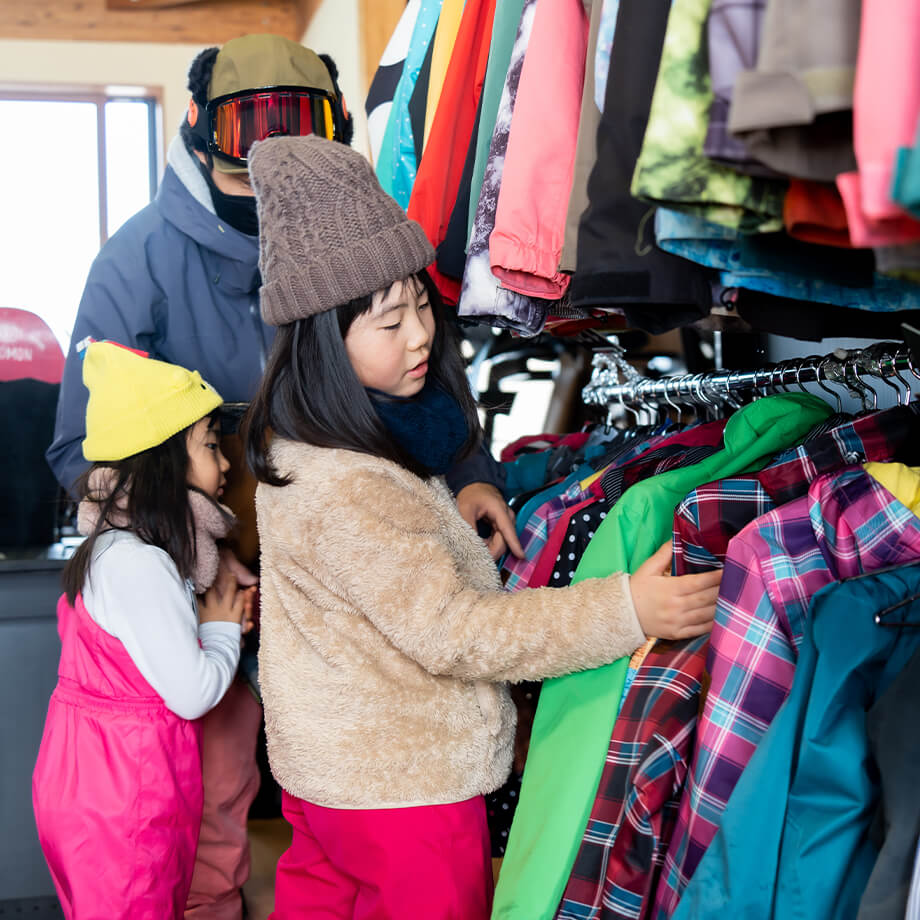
[32,594,204,919]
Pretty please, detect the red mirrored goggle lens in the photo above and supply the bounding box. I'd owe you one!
[208,90,336,163]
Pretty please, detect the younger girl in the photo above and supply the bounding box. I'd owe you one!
[244,135,722,920]
[33,341,251,919]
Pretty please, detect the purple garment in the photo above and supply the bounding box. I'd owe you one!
[704,0,778,176]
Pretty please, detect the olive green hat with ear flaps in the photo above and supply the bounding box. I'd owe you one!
[208,34,337,174]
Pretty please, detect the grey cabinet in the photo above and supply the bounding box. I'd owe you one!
[0,559,64,915]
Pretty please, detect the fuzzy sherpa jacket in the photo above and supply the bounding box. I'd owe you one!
[255,439,647,809]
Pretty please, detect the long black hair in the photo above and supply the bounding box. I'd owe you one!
[244,271,481,486]
[62,421,212,605]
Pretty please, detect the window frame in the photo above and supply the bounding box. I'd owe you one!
[0,82,162,246]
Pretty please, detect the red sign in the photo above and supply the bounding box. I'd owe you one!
[0,308,66,383]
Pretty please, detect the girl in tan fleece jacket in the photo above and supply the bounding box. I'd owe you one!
[243,135,721,920]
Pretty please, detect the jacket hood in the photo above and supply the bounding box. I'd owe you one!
[156,137,260,292]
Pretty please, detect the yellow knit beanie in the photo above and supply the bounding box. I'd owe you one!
[82,341,223,461]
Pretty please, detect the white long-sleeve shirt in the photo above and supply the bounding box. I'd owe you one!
[81,530,241,720]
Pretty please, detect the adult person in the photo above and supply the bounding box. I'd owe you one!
[46,33,521,920]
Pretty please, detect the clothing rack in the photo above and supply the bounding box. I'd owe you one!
[582,340,920,414]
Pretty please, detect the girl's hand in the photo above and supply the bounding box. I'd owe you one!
[240,586,258,635]
[456,482,525,561]
[198,569,246,625]
[628,542,722,640]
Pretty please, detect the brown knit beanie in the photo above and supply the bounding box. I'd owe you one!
[249,135,435,326]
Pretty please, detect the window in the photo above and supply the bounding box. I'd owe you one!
[0,86,160,352]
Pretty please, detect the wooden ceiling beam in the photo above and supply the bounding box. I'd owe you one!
[0,0,324,45]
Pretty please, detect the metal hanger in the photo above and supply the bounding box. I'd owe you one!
[847,359,879,412]
[813,355,845,413]
[875,592,920,628]
[887,351,913,403]
[662,376,683,424]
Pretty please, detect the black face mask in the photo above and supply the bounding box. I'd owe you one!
[196,155,259,236]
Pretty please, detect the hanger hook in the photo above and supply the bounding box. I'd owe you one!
[872,348,904,407]
[618,384,641,424]
[662,376,683,422]
[635,378,656,425]
[768,363,783,394]
[890,348,913,403]
[694,373,717,420]
[848,359,878,412]
[722,371,744,410]
[814,355,844,413]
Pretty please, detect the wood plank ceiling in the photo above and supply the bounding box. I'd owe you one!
[0,0,322,44]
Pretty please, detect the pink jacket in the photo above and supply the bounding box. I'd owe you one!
[836,0,920,246]
[489,0,589,299]
[32,595,203,919]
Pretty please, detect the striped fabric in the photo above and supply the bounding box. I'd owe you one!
[556,636,708,920]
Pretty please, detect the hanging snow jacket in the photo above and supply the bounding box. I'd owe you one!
[489,0,589,299]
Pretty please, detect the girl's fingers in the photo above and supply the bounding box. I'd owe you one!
[678,620,715,639]
[673,569,723,594]
[680,604,719,626]
[681,585,721,609]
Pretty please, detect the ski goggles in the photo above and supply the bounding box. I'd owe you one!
[206,85,340,166]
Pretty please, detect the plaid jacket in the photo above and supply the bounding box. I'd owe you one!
[653,466,920,918]
[556,636,709,920]
[672,404,920,574]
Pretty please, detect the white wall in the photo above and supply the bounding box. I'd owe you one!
[304,0,370,157]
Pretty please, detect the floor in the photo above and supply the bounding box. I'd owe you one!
[242,818,291,920]
[240,820,504,919]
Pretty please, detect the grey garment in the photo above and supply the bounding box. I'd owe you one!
[560,0,603,272]
[704,0,780,177]
[875,243,920,278]
[457,0,549,335]
[856,641,920,920]
[727,0,859,181]
[46,137,266,494]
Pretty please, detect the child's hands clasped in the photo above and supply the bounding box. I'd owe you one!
[198,564,249,626]
[628,542,723,640]
[217,547,259,636]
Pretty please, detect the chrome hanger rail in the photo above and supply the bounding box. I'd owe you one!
[582,341,920,414]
